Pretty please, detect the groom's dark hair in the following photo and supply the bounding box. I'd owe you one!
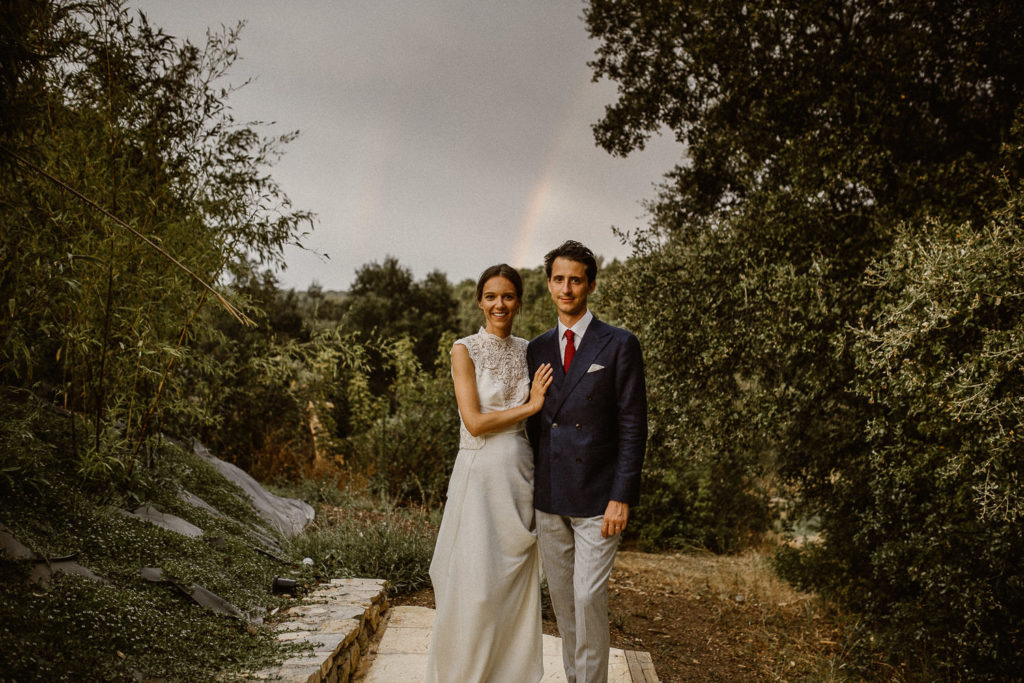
[544,240,597,283]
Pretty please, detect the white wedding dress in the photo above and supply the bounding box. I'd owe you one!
[425,329,543,683]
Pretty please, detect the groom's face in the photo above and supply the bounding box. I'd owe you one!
[548,257,595,322]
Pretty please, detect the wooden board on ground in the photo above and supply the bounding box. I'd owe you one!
[624,649,659,682]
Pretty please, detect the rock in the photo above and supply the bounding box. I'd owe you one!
[123,504,204,538]
[193,441,313,536]
[0,522,36,560]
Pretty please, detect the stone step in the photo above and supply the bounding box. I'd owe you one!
[247,578,388,683]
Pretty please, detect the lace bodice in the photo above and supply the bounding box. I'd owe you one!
[453,328,530,449]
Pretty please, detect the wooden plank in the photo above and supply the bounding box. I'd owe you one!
[624,650,645,682]
[637,650,659,682]
[624,649,659,682]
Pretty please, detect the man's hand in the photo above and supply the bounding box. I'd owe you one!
[601,500,630,538]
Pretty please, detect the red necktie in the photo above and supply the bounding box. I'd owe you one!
[563,329,575,372]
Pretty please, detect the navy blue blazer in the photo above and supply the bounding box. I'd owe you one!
[527,317,647,517]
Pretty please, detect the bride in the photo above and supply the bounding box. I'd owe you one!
[425,263,553,682]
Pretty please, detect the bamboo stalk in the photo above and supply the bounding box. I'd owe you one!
[128,289,210,473]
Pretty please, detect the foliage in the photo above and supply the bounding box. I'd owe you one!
[586,0,1023,226]
[779,184,1024,677]
[341,334,460,508]
[186,269,362,481]
[184,257,463,502]
[1,0,310,487]
[340,256,459,373]
[269,478,437,596]
[600,226,780,552]
[268,475,377,510]
[301,281,348,327]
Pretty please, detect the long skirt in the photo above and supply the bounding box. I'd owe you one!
[425,431,543,683]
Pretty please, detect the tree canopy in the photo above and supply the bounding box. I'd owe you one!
[340,256,459,371]
[587,0,1024,227]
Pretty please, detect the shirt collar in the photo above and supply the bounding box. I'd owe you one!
[558,309,594,341]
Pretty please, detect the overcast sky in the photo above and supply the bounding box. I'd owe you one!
[132,1,683,291]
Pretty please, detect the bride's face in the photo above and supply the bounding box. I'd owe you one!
[478,276,520,336]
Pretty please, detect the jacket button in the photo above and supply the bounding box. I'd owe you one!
[575,457,583,463]
[575,424,582,430]
[586,394,592,401]
[551,422,558,429]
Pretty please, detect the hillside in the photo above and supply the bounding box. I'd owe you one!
[0,393,318,680]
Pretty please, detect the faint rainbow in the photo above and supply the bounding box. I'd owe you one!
[512,82,587,269]
[512,163,556,268]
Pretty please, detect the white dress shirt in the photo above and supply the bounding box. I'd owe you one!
[556,309,594,366]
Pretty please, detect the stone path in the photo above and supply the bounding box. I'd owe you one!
[248,579,657,682]
[361,606,657,682]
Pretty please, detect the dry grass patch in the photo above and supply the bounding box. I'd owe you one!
[613,550,813,608]
[607,550,849,682]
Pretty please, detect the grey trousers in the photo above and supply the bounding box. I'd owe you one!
[536,510,621,683]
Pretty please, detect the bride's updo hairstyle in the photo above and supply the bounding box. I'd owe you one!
[476,264,523,301]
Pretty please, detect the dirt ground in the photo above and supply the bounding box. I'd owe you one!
[392,550,850,682]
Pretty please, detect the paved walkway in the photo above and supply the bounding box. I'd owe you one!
[361,606,653,682]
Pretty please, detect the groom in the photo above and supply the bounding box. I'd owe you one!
[527,240,647,683]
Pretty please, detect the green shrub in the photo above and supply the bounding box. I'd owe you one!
[341,335,460,508]
[778,182,1024,678]
[599,229,780,553]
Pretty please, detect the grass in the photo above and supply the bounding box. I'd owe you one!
[287,508,436,595]
[272,477,438,596]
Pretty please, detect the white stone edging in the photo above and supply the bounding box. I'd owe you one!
[247,578,389,683]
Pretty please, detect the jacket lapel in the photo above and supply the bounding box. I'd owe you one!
[550,318,612,416]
